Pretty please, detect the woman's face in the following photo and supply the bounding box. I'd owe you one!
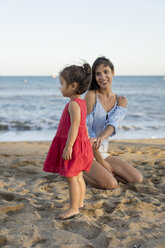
[95,64,114,89]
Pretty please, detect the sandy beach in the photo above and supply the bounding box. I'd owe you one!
[0,139,165,248]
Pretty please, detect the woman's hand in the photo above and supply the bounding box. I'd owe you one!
[95,135,105,149]
[62,145,73,160]
[90,138,97,147]
[102,160,113,175]
[91,136,105,150]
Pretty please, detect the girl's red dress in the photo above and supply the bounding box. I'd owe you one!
[43,98,93,177]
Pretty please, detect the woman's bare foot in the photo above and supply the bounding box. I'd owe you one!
[59,207,79,220]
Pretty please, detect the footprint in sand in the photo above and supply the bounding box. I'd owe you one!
[156,183,165,194]
[61,220,101,240]
[0,203,24,215]
[0,154,10,157]
[0,191,15,201]
[101,201,116,214]
[0,235,7,246]
[129,183,159,194]
[154,160,165,169]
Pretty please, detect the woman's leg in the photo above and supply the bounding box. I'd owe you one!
[77,172,86,208]
[59,175,80,219]
[83,160,118,189]
[105,156,143,183]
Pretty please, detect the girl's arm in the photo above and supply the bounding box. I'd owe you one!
[95,96,127,149]
[62,101,80,160]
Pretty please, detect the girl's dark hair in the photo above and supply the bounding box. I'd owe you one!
[60,63,92,94]
[89,56,114,90]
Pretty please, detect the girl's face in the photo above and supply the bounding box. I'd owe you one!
[59,76,76,97]
[95,64,114,89]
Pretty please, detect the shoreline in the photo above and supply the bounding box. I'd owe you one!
[1,137,165,144]
[0,139,165,247]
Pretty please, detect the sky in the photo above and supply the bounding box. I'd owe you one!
[0,0,165,76]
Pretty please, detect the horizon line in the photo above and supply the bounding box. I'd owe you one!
[0,75,165,77]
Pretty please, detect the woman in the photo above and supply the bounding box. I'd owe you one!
[83,56,143,189]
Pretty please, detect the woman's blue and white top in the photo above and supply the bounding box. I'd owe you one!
[86,96,127,138]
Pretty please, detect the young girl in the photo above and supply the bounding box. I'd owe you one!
[43,63,93,220]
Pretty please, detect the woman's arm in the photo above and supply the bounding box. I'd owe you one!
[62,101,80,160]
[95,126,114,149]
[118,96,127,108]
[93,148,113,174]
[85,90,96,114]
[95,96,127,149]
[86,125,90,138]
[85,90,97,138]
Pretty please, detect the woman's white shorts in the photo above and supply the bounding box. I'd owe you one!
[99,141,109,159]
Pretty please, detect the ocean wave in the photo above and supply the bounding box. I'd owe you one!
[119,125,165,131]
[0,124,9,131]
[1,121,164,133]
[0,119,59,131]
[119,125,143,131]
[127,113,145,118]
[0,94,63,100]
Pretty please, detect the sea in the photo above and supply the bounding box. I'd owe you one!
[0,76,165,142]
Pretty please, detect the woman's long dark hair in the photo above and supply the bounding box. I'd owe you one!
[89,56,114,90]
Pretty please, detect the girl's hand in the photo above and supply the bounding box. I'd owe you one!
[62,145,73,160]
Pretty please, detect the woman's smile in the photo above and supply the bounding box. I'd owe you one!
[95,64,114,89]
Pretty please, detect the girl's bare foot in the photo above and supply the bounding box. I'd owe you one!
[59,207,79,220]
[67,203,84,209]
[79,203,84,209]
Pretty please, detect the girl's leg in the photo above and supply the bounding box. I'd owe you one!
[105,156,143,183]
[83,160,118,189]
[77,171,86,208]
[59,176,80,219]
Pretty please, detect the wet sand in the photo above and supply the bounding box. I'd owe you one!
[0,139,165,248]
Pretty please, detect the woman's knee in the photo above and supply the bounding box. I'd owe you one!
[136,173,143,183]
[129,172,143,183]
[101,177,118,189]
